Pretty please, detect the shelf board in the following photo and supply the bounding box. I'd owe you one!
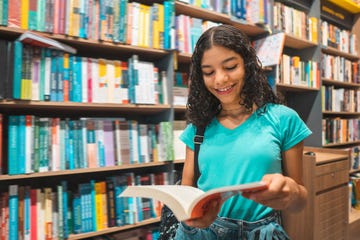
[0,100,171,115]
[0,162,172,181]
[323,140,360,148]
[321,46,360,61]
[322,111,360,116]
[276,83,320,92]
[0,26,169,61]
[68,218,160,239]
[322,78,360,88]
[327,0,360,14]
[175,1,268,37]
[284,34,318,49]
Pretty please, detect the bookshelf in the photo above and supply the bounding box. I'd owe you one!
[0,0,359,239]
[0,1,271,239]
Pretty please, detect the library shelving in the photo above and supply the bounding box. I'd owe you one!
[0,0,360,239]
[320,0,360,238]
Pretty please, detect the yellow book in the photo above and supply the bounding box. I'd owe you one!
[98,59,108,103]
[309,17,318,43]
[158,3,164,49]
[21,0,29,29]
[95,181,107,230]
[21,45,32,100]
[142,4,151,48]
[152,3,160,49]
[67,0,74,36]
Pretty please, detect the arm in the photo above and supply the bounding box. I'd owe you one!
[243,141,308,213]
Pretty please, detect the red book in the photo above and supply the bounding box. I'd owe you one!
[30,189,37,240]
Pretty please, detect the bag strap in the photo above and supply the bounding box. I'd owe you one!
[193,126,205,187]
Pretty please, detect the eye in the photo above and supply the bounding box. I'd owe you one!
[202,71,214,76]
[225,64,238,71]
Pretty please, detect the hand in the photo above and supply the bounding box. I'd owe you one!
[183,199,222,229]
[242,173,304,211]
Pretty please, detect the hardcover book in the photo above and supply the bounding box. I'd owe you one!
[119,182,267,221]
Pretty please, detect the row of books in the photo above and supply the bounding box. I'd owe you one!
[0,0,176,50]
[322,86,360,112]
[179,0,272,26]
[277,54,320,88]
[273,1,318,43]
[5,115,174,175]
[322,118,360,145]
[321,20,357,55]
[321,54,360,83]
[175,15,219,54]
[0,39,170,105]
[0,171,169,239]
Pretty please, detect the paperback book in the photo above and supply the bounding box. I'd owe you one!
[119,182,267,221]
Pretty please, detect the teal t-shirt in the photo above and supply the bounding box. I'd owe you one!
[180,103,312,221]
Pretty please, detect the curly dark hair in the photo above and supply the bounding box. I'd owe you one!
[186,24,282,128]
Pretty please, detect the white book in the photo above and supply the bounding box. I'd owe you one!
[81,57,88,103]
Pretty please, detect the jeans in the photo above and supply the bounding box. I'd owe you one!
[174,211,290,240]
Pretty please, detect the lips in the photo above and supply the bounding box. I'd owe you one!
[215,84,235,95]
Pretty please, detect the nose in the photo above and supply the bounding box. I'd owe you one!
[214,70,229,85]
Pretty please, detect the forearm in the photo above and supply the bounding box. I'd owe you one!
[285,176,308,213]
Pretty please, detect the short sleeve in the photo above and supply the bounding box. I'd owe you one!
[279,106,312,151]
[179,124,196,150]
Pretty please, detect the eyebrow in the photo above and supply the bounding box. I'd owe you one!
[201,56,238,69]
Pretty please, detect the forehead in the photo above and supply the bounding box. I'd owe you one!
[201,45,242,65]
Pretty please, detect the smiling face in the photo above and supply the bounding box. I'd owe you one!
[201,45,246,109]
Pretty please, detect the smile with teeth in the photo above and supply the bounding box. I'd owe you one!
[216,84,235,94]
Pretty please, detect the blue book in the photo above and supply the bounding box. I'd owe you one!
[163,0,175,50]
[8,115,19,175]
[112,175,128,226]
[72,193,82,234]
[13,40,23,99]
[67,120,75,170]
[50,50,59,101]
[17,115,26,174]
[57,51,64,102]
[61,181,69,238]
[119,0,128,43]
[0,0,8,26]
[79,182,93,233]
[9,185,19,240]
[24,186,31,238]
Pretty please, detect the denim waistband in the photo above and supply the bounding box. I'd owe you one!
[214,211,281,231]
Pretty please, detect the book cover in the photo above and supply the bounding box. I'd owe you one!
[120,182,267,221]
[17,31,77,54]
[252,32,285,67]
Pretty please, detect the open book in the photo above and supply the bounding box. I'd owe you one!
[119,181,267,221]
[17,31,77,54]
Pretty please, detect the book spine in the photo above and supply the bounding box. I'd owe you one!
[9,185,18,240]
[13,41,23,99]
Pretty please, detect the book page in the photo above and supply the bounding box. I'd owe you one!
[119,185,205,220]
[189,182,268,219]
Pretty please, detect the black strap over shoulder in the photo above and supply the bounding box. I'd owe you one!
[193,126,205,187]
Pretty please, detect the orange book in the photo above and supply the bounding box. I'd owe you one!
[120,182,267,221]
